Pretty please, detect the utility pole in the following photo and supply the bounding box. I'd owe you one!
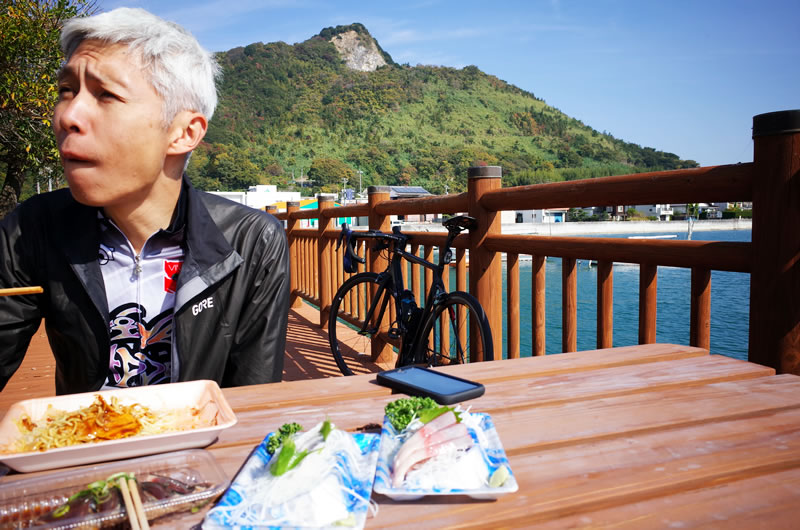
[357,170,363,195]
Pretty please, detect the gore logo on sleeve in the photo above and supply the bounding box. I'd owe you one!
[164,260,183,293]
[192,296,214,316]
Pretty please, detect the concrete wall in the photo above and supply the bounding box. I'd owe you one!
[401,218,752,235]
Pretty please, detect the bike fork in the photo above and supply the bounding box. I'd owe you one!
[448,305,467,364]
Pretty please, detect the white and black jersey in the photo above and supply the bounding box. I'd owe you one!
[98,212,185,388]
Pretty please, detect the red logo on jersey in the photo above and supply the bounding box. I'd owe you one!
[164,260,183,293]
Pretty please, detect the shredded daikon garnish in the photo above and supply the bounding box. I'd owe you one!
[205,421,378,528]
[391,408,491,490]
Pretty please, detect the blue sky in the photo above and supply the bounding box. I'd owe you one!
[103,0,798,166]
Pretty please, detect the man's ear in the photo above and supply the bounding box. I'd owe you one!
[167,111,207,156]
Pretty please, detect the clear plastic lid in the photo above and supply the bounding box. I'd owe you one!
[0,449,228,529]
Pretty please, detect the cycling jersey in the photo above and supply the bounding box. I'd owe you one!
[98,211,185,388]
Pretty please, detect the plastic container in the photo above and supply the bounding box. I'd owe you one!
[0,449,228,529]
[0,380,237,473]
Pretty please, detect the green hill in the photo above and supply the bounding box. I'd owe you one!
[187,24,698,195]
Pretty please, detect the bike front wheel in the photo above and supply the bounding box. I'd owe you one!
[414,291,494,366]
[329,272,396,376]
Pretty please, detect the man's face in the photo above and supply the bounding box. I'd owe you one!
[54,40,172,208]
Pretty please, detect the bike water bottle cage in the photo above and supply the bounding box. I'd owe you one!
[336,224,366,273]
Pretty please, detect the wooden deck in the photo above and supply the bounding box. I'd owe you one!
[0,302,359,410]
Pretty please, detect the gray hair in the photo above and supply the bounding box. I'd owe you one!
[60,7,221,124]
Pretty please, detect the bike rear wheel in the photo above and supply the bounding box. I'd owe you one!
[329,272,397,376]
[414,291,494,366]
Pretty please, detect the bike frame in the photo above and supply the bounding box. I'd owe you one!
[354,228,459,366]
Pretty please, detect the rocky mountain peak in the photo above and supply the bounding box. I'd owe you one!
[317,23,393,72]
[329,29,387,72]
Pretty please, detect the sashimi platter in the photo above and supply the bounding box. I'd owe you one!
[373,397,518,500]
[203,397,516,528]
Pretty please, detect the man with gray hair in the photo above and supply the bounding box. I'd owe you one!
[0,8,290,394]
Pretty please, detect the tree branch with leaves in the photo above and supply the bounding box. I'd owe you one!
[0,0,96,218]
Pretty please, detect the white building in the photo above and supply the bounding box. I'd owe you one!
[502,208,569,224]
[210,185,301,210]
[632,204,673,221]
[672,203,723,219]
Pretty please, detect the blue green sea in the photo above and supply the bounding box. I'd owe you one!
[453,230,752,360]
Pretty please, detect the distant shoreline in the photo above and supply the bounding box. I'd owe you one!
[404,218,752,236]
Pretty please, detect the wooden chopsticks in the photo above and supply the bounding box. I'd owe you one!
[0,286,43,297]
[118,476,150,530]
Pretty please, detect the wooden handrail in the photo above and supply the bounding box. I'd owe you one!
[288,209,322,220]
[484,235,751,272]
[374,192,468,216]
[321,203,369,218]
[480,163,754,211]
[274,110,798,375]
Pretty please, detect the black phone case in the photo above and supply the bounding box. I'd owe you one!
[376,366,485,405]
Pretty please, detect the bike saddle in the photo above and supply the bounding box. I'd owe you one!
[443,215,477,232]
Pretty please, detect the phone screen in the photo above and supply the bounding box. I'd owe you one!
[381,366,480,395]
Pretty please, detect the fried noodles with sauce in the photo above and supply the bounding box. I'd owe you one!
[6,395,218,453]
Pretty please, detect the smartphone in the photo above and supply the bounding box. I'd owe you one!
[376,366,485,405]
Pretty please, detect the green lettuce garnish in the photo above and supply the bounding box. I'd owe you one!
[267,422,303,455]
[384,397,460,431]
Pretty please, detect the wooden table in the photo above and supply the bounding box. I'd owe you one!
[4,343,800,528]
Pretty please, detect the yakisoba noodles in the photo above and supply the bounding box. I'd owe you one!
[6,394,218,453]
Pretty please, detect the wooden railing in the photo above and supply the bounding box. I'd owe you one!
[272,110,800,374]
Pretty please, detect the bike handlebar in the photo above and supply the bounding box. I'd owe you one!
[336,225,367,273]
[336,215,477,270]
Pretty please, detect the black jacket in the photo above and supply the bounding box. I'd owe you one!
[0,180,290,394]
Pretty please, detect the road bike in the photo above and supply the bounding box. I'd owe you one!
[328,215,493,376]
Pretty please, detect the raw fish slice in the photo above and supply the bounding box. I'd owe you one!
[392,422,468,478]
[392,410,456,468]
[392,424,473,487]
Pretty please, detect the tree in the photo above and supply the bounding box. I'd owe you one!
[0,0,96,218]
[206,144,261,191]
[308,157,354,191]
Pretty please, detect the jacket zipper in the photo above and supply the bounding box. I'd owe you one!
[134,253,149,349]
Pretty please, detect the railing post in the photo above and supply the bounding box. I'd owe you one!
[286,201,302,309]
[507,253,520,359]
[468,166,502,361]
[690,268,711,350]
[368,186,394,365]
[562,257,577,352]
[749,110,800,374]
[597,261,614,349]
[317,194,335,328]
[638,264,658,344]
[532,255,546,356]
